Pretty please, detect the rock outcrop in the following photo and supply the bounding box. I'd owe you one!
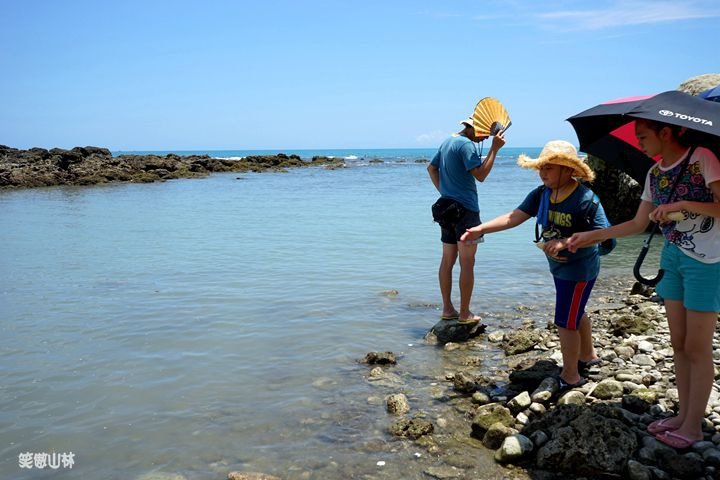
[0,145,343,189]
[586,156,643,225]
[677,73,720,96]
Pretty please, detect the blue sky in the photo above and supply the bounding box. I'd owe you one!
[1,0,718,150]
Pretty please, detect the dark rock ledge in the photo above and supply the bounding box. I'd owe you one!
[0,145,344,189]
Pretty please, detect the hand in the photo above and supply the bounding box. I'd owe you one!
[491,131,506,151]
[542,239,568,262]
[567,231,595,253]
[649,202,685,224]
[460,226,484,243]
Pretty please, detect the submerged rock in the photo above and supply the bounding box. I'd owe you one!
[227,473,282,480]
[363,351,397,365]
[388,417,434,439]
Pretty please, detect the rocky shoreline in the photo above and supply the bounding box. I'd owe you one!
[0,145,345,189]
[356,280,720,480]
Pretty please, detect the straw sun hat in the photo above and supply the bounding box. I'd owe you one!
[517,140,595,182]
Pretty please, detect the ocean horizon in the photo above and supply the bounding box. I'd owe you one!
[110,146,546,160]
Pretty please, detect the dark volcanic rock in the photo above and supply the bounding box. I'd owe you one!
[0,145,344,189]
[362,351,397,365]
[427,319,486,344]
[586,156,643,225]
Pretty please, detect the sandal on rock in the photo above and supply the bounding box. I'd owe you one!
[578,358,602,372]
[556,376,587,393]
[655,430,700,449]
[647,418,677,435]
[440,314,459,320]
[457,317,481,325]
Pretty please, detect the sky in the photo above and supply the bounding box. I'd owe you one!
[1,0,718,151]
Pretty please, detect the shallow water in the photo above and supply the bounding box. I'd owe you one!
[0,151,659,479]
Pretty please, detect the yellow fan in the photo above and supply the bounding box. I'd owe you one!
[472,97,511,136]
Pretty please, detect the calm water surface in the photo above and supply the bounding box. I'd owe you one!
[0,151,658,479]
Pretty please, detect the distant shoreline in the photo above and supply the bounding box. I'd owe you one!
[0,145,345,189]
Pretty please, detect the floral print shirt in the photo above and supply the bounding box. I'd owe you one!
[641,147,720,263]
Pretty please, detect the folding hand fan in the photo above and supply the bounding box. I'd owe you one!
[472,97,511,136]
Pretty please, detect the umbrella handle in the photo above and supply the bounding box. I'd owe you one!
[633,244,665,286]
[633,225,664,286]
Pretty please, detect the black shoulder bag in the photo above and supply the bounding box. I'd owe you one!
[431,197,466,228]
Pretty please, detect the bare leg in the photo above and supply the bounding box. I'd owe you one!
[673,307,717,441]
[557,326,582,384]
[664,300,689,430]
[439,243,458,318]
[457,241,480,322]
[578,314,598,362]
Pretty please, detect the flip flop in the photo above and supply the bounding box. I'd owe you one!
[578,358,602,372]
[655,430,700,449]
[647,418,677,435]
[440,314,459,320]
[457,316,481,325]
[556,376,587,393]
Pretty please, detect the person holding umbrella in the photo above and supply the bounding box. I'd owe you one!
[568,119,720,449]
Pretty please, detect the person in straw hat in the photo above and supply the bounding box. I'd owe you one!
[428,117,506,325]
[461,140,614,391]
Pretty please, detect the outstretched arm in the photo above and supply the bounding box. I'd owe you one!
[567,200,654,252]
[460,208,531,242]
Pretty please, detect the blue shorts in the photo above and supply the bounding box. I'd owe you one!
[553,277,596,330]
[657,242,720,312]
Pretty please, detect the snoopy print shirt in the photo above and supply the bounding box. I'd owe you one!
[641,147,720,264]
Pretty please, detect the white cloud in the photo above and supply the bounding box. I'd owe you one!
[537,0,717,30]
[414,10,462,19]
[415,130,448,146]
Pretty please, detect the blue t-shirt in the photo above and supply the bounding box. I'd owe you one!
[518,183,610,281]
[430,135,484,212]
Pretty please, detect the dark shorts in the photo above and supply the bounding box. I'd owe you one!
[440,209,481,244]
[553,276,596,330]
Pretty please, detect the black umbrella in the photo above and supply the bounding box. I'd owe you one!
[567,90,720,285]
[567,90,720,183]
[567,95,655,183]
[700,84,720,103]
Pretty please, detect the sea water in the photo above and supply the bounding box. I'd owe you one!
[0,148,659,479]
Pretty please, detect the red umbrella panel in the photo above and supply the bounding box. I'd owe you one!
[567,95,656,184]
